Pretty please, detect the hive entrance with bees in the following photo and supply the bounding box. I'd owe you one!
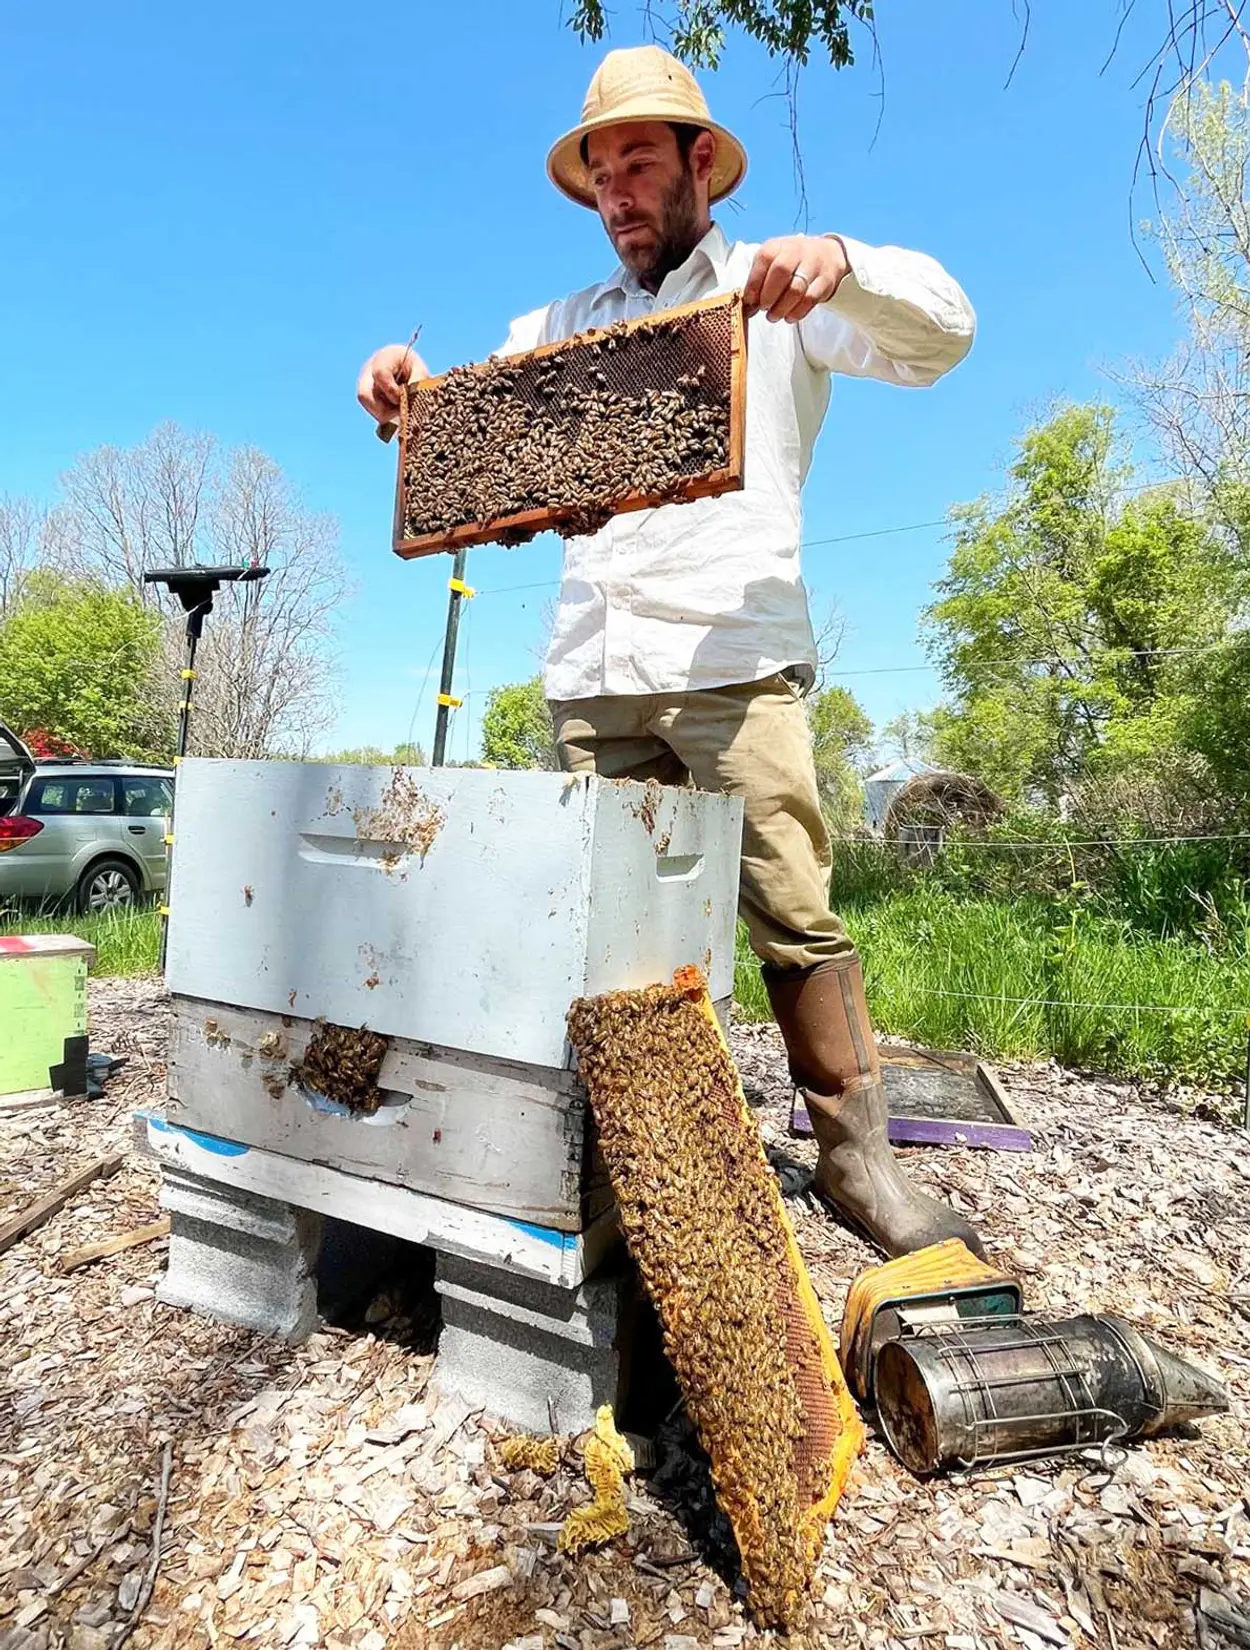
[392,292,746,557]
[566,969,864,1629]
[290,1020,390,1116]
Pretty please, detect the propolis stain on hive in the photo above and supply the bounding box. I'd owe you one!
[351,767,446,874]
[566,972,864,1628]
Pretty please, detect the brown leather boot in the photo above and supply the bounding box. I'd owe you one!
[764,955,987,1260]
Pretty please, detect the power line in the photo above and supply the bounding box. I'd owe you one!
[476,578,556,598]
[475,514,957,598]
[471,474,1197,600]
[802,518,949,549]
[826,640,1234,679]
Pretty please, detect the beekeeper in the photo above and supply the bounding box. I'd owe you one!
[357,45,982,1260]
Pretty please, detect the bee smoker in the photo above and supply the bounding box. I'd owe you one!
[873,1310,1229,1475]
[842,1241,1229,1476]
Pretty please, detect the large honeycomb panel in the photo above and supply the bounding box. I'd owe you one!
[566,969,863,1628]
[393,292,746,557]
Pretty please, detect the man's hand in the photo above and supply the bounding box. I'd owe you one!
[742,235,851,323]
[356,343,430,424]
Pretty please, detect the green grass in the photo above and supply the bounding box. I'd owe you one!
[733,891,1250,1091]
[6,890,1243,1090]
[0,905,160,975]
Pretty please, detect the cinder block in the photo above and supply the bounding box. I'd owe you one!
[432,1252,637,1435]
[157,1165,322,1341]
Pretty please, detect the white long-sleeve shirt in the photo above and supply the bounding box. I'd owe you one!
[499,223,974,702]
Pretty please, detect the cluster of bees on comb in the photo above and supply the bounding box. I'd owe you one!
[566,981,844,1627]
[291,1020,390,1115]
[401,313,731,545]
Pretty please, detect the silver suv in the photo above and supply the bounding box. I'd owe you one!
[0,725,173,912]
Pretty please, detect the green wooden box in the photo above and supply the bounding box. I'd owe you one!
[0,934,96,1097]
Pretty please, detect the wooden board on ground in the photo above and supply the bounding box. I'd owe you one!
[58,1216,171,1274]
[392,291,747,557]
[0,1153,123,1256]
[167,995,608,1232]
[790,1045,1033,1152]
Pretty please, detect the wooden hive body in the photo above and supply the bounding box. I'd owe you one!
[163,762,742,1232]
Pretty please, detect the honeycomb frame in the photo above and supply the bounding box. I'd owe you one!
[392,292,747,558]
[566,969,863,1627]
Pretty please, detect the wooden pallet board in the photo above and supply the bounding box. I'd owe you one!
[392,291,747,558]
[135,1109,620,1289]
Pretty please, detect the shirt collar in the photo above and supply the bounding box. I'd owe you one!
[591,221,732,306]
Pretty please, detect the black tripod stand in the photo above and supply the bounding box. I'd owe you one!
[143,564,271,964]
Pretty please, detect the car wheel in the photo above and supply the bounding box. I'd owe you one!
[76,857,140,914]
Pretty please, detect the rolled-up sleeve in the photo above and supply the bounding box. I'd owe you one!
[799,236,975,385]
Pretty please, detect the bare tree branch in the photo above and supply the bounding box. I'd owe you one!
[0,495,44,616]
[55,426,350,758]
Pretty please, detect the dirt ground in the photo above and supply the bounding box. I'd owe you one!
[1,978,1247,1650]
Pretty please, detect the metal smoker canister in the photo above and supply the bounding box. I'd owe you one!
[874,1312,1229,1475]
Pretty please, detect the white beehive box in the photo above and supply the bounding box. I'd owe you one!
[163,762,742,1230]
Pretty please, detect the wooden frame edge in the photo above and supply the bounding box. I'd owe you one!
[391,290,747,559]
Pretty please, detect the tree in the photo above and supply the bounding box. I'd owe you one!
[316,742,428,765]
[0,495,41,617]
[56,424,349,758]
[565,4,1240,107]
[0,575,168,759]
[480,677,559,769]
[570,0,873,69]
[879,710,938,764]
[922,404,1238,806]
[1125,71,1250,542]
[0,494,75,617]
[807,684,873,833]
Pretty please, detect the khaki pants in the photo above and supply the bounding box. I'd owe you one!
[550,674,853,971]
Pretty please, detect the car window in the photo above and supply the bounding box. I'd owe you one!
[28,776,118,816]
[122,778,173,816]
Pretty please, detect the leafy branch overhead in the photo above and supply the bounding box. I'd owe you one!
[564,3,1246,109]
[568,0,874,69]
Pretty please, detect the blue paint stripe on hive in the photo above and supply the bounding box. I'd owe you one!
[503,1215,577,1251]
[145,1112,250,1157]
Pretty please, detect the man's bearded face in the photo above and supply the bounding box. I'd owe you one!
[587,122,707,290]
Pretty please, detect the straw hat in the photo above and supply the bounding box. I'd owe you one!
[547,44,748,208]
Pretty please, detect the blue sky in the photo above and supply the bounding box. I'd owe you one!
[0,1,1203,759]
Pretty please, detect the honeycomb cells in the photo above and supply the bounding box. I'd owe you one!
[566,981,851,1627]
[399,301,738,547]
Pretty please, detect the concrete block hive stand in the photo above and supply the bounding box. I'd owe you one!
[144,760,742,1432]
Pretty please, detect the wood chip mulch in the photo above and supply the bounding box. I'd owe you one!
[1,980,1247,1650]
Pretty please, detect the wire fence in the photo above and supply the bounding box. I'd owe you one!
[730,958,1250,1020]
[826,831,1250,850]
